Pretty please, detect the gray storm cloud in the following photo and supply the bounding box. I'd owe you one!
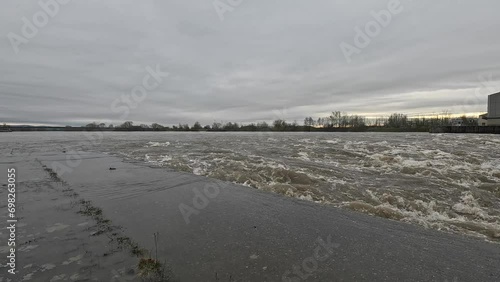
[1,0,500,126]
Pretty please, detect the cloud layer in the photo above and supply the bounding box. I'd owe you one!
[1,0,500,126]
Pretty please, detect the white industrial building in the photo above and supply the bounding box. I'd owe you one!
[479,92,500,126]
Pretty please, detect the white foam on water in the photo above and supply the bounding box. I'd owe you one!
[190,159,210,176]
[342,190,500,241]
[298,194,314,201]
[160,155,172,162]
[324,139,341,144]
[146,141,170,147]
[452,192,490,219]
[297,152,310,161]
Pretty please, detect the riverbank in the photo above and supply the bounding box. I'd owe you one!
[1,151,500,281]
[430,126,500,134]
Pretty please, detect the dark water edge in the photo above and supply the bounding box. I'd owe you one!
[430,126,500,134]
[2,152,499,281]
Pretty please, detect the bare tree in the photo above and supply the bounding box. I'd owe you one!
[120,121,134,128]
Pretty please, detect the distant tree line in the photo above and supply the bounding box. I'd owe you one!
[78,111,479,132]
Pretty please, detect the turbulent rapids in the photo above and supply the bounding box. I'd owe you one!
[5,132,500,242]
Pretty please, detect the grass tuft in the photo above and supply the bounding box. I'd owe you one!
[138,258,162,277]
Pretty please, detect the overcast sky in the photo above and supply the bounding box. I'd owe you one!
[1,0,500,126]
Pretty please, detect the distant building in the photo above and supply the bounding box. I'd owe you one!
[478,114,488,126]
[451,118,465,127]
[487,92,500,126]
[479,92,500,126]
